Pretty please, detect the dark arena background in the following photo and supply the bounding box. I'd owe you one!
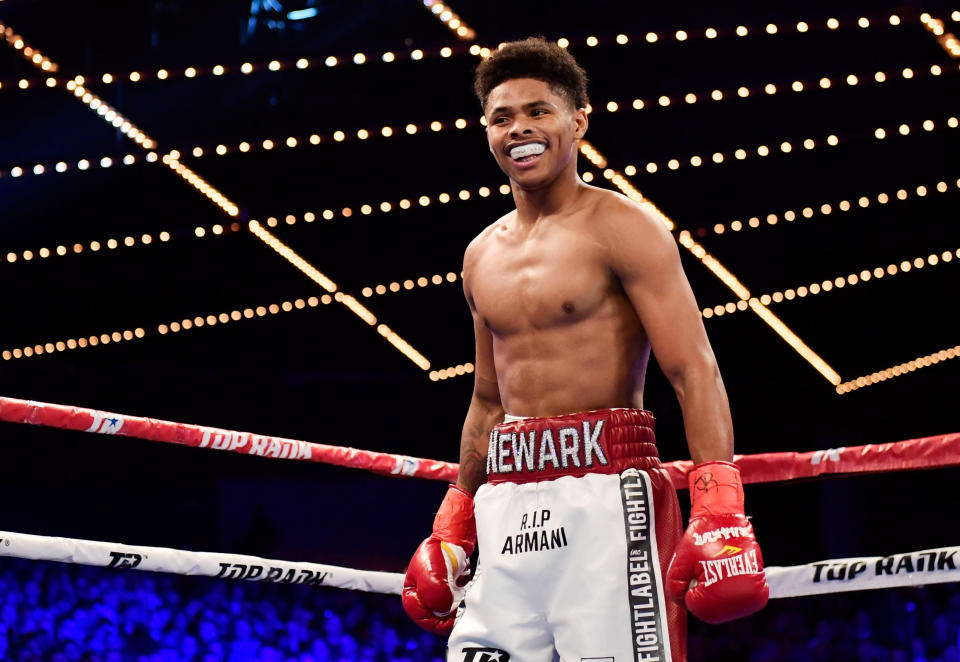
[1,0,959,660]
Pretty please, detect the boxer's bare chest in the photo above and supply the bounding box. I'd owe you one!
[470,215,614,335]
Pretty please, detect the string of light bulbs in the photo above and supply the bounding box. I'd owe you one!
[1,294,333,363]
[2,328,147,362]
[0,151,159,180]
[595,62,956,117]
[429,363,475,382]
[702,247,959,319]
[617,115,959,178]
[65,83,155,150]
[247,221,431,369]
[921,12,960,57]
[0,24,57,72]
[704,176,960,237]
[0,117,481,180]
[1,232,172,266]
[360,272,460,298]
[836,344,960,394]
[245,182,510,228]
[421,0,476,40]
[161,153,239,216]
[557,13,907,48]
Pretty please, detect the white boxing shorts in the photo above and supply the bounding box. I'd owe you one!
[447,408,686,662]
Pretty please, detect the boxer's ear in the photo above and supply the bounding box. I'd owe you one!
[572,107,588,140]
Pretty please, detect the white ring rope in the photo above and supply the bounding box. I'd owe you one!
[766,545,960,598]
[1,529,956,600]
[0,530,402,595]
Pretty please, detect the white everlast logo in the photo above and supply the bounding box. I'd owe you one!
[486,419,609,474]
[700,549,761,587]
[693,526,752,546]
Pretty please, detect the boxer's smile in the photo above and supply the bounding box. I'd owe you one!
[507,140,547,168]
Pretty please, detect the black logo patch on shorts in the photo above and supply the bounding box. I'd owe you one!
[462,646,510,662]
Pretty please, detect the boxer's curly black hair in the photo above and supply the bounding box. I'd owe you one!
[473,37,589,111]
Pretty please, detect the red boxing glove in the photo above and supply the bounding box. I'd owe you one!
[666,461,769,624]
[402,485,477,634]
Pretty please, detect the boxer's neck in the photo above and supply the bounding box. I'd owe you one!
[511,159,585,224]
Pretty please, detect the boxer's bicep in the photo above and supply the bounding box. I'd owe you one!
[471,309,500,404]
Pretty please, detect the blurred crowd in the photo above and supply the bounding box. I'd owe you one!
[0,558,443,662]
[0,557,957,662]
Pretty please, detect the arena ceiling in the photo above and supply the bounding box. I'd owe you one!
[0,0,958,563]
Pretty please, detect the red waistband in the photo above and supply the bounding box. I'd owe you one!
[486,408,659,484]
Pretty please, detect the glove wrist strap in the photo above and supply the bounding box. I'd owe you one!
[433,485,477,554]
[688,461,744,520]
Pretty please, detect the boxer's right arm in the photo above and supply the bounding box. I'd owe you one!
[457,307,503,495]
[402,251,502,634]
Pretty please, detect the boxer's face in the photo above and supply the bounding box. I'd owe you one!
[484,77,587,189]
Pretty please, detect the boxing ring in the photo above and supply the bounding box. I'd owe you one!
[1,394,957,603]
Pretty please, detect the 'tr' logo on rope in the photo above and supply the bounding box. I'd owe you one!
[86,413,124,435]
[811,448,844,465]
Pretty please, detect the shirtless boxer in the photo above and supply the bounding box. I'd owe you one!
[403,38,768,661]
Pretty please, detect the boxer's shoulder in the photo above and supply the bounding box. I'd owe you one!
[581,189,678,275]
[587,188,669,239]
[463,210,516,281]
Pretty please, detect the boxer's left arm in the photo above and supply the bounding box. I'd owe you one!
[599,199,731,466]
[599,198,768,623]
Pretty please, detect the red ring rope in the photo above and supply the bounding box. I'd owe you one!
[0,396,957,488]
[0,395,458,480]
